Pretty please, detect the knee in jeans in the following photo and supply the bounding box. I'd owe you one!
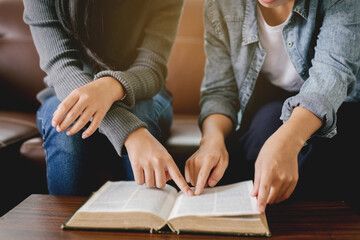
[37,96,61,140]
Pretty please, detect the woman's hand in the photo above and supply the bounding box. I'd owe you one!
[125,128,194,196]
[52,76,125,138]
[185,135,229,195]
[251,106,322,212]
[185,114,233,195]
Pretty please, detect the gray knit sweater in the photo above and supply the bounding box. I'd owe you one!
[23,0,183,156]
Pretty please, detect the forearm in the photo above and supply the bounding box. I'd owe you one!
[201,114,233,144]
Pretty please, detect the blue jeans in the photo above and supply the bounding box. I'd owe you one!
[36,88,173,196]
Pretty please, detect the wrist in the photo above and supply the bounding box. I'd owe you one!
[200,114,233,147]
[275,124,306,151]
[280,106,322,147]
[200,131,226,147]
[124,127,148,149]
[98,76,125,102]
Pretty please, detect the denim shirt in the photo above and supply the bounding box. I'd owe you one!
[199,0,360,138]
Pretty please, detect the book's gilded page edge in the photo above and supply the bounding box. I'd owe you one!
[61,191,97,229]
[167,215,271,237]
[62,181,117,229]
[177,229,271,237]
[62,181,177,232]
[62,224,151,233]
[260,212,271,236]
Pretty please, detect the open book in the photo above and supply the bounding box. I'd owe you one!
[62,180,270,236]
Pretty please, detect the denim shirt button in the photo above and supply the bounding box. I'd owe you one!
[288,42,293,48]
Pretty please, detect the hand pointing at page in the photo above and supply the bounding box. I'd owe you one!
[125,128,194,196]
[185,114,233,195]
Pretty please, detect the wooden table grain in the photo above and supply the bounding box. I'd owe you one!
[0,194,359,240]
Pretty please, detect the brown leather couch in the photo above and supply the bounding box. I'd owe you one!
[0,0,47,215]
[0,0,205,215]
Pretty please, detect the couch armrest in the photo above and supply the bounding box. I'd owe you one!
[0,111,39,149]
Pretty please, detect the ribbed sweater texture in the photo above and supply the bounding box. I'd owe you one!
[23,0,183,156]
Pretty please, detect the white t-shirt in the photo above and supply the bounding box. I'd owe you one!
[257,6,304,92]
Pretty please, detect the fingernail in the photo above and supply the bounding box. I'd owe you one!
[187,189,194,196]
[209,179,216,187]
[194,189,200,195]
[56,126,61,132]
[82,133,88,139]
[52,120,57,127]
[66,130,72,136]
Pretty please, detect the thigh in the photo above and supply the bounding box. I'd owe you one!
[37,96,120,195]
[239,101,283,163]
[37,96,93,195]
[293,102,360,202]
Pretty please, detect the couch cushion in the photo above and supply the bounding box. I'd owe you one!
[166,114,201,155]
[0,111,39,148]
[20,137,46,169]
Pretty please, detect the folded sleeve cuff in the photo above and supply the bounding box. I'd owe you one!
[280,92,337,138]
[94,71,136,110]
[199,97,238,130]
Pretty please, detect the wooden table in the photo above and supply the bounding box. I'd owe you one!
[0,194,359,240]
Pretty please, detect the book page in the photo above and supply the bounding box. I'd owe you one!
[78,181,178,221]
[168,181,259,219]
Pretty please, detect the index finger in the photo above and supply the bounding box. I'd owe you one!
[257,172,272,213]
[52,93,79,127]
[168,162,194,196]
[194,163,212,195]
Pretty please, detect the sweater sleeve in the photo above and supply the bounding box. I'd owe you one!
[23,0,92,100]
[95,0,184,110]
[23,0,148,156]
